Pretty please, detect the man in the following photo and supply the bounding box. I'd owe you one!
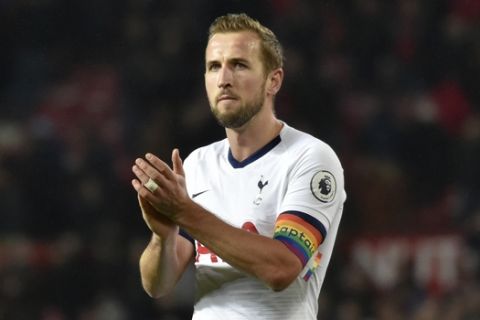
[131,13,346,320]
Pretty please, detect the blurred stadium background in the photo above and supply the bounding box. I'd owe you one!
[0,0,479,319]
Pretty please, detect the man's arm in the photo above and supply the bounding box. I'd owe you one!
[139,232,194,298]
[133,157,194,298]
[132,151,303,292]
[179,202,303,291]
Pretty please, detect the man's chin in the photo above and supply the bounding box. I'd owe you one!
[215,116,243,128]
[213,111,249,129]
[212,104,237,120]
[211,100,262,129]
[216,99,239,110]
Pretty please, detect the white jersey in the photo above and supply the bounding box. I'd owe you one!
[182,123,346,320]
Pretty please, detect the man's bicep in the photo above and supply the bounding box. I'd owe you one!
[285,144,344,218]
[275,146,345,268]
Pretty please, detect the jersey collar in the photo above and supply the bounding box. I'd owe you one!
[228,135,282,169]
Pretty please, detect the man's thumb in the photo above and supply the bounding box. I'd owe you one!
[172,148,185,176]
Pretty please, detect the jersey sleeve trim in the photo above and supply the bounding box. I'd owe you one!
[273,211,327,268]
[179,228,195,248]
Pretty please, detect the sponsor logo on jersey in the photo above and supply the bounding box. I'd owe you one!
[196,222,260,264]
[310,170,336,203]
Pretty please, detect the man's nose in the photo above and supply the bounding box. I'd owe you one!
[217,66,233,88]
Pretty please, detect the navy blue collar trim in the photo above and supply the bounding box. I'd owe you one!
[228,135,282,169]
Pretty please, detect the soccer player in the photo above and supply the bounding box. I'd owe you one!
[131,13,346,320]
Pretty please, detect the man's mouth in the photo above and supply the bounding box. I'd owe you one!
[217,93,237,102]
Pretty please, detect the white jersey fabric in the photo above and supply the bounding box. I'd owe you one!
[182,123,346,320]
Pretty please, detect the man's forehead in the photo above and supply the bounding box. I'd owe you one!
[206,32,261,58]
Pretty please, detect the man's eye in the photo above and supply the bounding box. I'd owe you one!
[208,64,220,71]
[235,62,247,69]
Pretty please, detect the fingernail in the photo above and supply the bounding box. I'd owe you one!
[146,153,152,160]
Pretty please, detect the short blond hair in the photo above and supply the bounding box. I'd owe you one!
[208,13,284,74]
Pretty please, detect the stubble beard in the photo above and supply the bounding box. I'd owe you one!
[210,83,266,129]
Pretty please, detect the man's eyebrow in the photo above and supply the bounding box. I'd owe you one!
[229,57,250,64]
[206,57,250,65]
[206,59,219,66]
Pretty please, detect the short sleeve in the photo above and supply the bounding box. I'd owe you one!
[279,143,345,234]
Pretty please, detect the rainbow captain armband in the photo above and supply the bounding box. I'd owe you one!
[273,211,326,280]
[301,251,323,281]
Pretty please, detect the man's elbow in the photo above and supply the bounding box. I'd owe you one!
[143,286,161,299]
[265,267,300,292]
[142,281,171,299]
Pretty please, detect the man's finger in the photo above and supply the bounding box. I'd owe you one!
[145,153,175,180]
[132,164,150,184]
[137,193,153,212]
[135,158,171,188]
[132,178,164,202]
[172,148,185,177]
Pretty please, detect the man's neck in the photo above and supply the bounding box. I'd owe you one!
[226,113,283,162]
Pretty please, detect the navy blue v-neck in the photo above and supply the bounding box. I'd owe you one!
[228,135,282,169]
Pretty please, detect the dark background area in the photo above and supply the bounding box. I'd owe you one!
[0,0,479,319]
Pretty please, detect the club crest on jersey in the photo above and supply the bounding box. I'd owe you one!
[253,175,269,205]
[310,170,336,203]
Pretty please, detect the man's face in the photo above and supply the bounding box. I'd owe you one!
[205,31,268,129]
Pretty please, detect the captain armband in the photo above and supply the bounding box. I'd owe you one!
[273,211,326,268]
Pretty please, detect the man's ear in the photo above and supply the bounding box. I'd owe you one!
[266,68,284,96]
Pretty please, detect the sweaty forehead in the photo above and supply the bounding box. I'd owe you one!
[206,32,261,61]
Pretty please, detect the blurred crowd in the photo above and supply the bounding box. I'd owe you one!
[0,0,479,319]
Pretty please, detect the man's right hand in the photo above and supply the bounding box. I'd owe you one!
[138,194,179,239]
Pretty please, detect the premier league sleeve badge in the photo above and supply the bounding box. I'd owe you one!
[310,170,336,203]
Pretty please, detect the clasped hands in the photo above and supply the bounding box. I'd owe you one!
[131,149,190,224]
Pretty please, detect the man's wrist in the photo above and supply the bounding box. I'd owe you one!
[151,228,178,247]
[172,199,199,227]
[150,233,163,247]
